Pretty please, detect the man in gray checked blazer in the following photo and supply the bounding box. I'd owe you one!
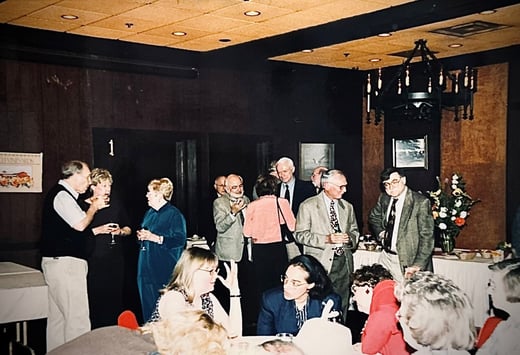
[295,169,360,317]
[368,167,434,281]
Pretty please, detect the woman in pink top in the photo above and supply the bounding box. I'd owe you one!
[244,174,296,297]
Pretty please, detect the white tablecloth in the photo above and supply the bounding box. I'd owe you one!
[0,262,48,324]
[352,249,492,327]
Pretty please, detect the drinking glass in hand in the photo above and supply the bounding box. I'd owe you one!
[138,227,147,251]
[108,223,119,246]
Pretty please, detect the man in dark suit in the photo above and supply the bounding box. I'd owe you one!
[294,169,360,318]
[368,167,434,281]
[276,157,316,254]
[275,157,315,216]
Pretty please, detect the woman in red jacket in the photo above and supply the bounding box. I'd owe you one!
[351,264,409,355]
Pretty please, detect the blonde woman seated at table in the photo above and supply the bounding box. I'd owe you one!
[257,254,341,336]
[395,271,476,355]
[154,247,242,338]
[47,309,229,355]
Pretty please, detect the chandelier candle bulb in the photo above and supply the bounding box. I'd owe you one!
[377,68,382,90]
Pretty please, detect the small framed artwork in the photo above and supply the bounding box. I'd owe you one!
[0,152,43,193]
[392,135,428,169]
[299,143,334,180]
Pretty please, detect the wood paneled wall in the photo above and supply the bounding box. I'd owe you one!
[362,62,510,249]
[441,63,508,249]
[0,58,363,267]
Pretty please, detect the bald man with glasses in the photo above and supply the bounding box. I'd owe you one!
[368,167,434,281]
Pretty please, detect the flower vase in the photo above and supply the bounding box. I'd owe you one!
[440,232,456,254]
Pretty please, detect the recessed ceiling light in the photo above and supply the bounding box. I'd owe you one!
[244,10,261,17]
[172,31,187,36]
[377,33,392,37]
[480,9,497,15]
[448,43,463,48]
[369,58,381,63]
[219,38,231,43]
[61,14,78,20]
[302,49,313,53]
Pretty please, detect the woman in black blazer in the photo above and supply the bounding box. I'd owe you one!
[257,254,342,335]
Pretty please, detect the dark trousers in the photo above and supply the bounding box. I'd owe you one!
[329,254,351,322]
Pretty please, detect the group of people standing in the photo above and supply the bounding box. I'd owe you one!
[40,160,188,351]
[39,157,517,355]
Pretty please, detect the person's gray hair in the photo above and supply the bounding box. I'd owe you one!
[321,169,344,184]
[61,160,86,179]
[489,258,520,303]
[276,157,295,169]
[395,271,476,350]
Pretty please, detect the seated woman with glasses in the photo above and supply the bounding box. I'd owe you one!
[395,271,476,355]
[153,247,242,338]
[257,254,341,336]
[350,264,409,355]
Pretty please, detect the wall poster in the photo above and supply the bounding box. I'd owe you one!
[0,152,43,193]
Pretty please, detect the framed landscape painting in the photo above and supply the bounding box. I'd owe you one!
[392,136,428,169]
[299,143,334,180]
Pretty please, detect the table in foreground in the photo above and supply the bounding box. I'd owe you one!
[0,262,48,345]
[353,249,493,327]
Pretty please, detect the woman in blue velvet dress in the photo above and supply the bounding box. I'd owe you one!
[136,177,186,321]
[257,254,342,336]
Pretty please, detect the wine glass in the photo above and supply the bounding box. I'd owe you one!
[139,227,147,251]
[108,223,119,246]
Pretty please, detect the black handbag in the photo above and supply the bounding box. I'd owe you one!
[276,198,295,244]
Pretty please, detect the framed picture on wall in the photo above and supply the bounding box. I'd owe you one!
[392,136,428,169]
[299,143,334,180]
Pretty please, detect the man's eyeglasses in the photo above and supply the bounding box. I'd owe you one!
[280,275,306,287]
[198,267,219,276]
[327,182,347,190]
[383,177,402,188]
[230,184,243,191]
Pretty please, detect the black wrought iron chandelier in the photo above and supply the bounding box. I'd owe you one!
[365,39,477,125]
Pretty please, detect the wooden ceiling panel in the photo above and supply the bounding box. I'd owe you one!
[9,17,79,32]
[88,15,165,34]
[173,14,249,33]
[68,25,133,40]
[57,0,144,15]
[27,5,108,25]
[142,24,213,41]
[0,0,518,68]
[210,2,294,23]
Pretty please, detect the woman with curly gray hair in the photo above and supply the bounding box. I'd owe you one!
[395,271,476,355]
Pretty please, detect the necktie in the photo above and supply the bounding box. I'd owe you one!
[284,184,290,203]
[384,198,398,251]
[237,210,244,225]
[329,200,340,233]
[330,200,344,256]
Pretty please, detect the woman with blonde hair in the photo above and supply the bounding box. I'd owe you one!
[156,247,242,338]
[395,271,476,355]
[137,177,187,321]
[81,168,132,328]
[143,309,229,355]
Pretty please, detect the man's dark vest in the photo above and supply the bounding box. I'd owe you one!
[40,184,88,259]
